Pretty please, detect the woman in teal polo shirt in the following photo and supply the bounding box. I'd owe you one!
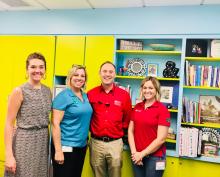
[51,65,93,177]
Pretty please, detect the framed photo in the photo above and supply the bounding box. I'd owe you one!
[53,85,66,98]
[147,63,158,77]
[211,39,220,57]
[186,39,208,57]
[160,86,173,103]
[199,95,220,123]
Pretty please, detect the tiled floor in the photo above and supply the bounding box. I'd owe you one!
[0,161,4,176]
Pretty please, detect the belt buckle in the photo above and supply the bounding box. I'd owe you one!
[103,137,110,142]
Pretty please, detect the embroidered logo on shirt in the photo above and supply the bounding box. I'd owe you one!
[135,109,142,112]
[166,118,171,123]
[114,100,122,106]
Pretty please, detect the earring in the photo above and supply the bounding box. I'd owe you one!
[43,73,47,80]
[25,73,29,80]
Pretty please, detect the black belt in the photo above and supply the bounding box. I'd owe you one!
[18,125,48,130]
[91,134,120,142]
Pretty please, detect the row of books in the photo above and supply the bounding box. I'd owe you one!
[179,127,202,157]
[182,97,201,124]
[185,60,220,87]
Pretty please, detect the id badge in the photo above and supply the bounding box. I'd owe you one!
[155,160,166,170]
[62,146,72,152]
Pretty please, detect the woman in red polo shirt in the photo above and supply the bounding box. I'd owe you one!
[128,76,170,177]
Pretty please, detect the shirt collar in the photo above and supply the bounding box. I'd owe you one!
[99,83,115,95]
[139,100,160,108]
[66,87,85,98]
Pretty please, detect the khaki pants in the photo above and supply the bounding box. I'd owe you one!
[89,138,123,177]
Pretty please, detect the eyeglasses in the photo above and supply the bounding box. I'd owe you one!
[72,64,86,68]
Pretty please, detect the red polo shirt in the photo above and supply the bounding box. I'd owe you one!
[88,84,132,138]
[131,101,170,157]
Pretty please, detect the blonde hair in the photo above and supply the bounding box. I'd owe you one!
[140,76,161,101]
[66,65,87,89]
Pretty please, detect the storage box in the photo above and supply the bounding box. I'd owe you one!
[202,142,218,156]
[186,39,208,57]
[120,39,143,50]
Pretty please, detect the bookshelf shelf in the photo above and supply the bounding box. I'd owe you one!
[185,57,220,61]
[166,149,178,157]
[116,50,181,55]
[116,75,180,81]
[181,122,220,129]
[169,109,178,112]
[166,139,176,143]
[183,86,220,90]
[157,77,180,81]
[116,75,144,79]
[181,155,220,163]
[197,156,220,163]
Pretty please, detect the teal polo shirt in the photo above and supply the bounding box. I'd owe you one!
[52,88,93,147]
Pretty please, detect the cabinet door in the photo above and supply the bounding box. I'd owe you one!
[0,36,55,161]
[163,156,179,177]
[85,36,114,91]
[178,159,220,177]
[55,36,85,76]
[8,36,55,88]
[0,36,13,161]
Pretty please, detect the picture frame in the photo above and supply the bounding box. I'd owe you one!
[199,95,220,123]
[185,39,208,57]
[211,39,220,57]
[53,85,66,98]
[160,86,173,104]
[147,63,158,77]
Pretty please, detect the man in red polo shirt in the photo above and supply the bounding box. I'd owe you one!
[88,61,132,177]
